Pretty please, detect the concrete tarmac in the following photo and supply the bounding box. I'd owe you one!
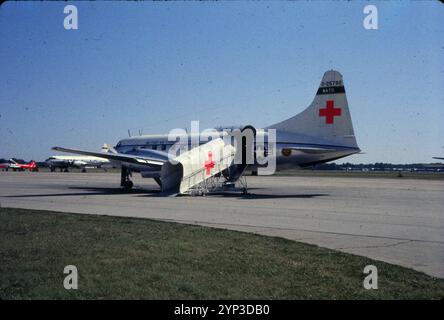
[0,171,443,278]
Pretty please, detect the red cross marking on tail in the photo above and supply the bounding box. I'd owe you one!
[319,100,341,124]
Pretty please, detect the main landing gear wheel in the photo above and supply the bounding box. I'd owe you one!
[122,180,133,190]
[120,167,133,190]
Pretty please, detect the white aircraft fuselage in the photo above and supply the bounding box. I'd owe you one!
[114,130,359,173]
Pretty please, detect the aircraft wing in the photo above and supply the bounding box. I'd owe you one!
[433,157,444,160]
[52,147,166,167]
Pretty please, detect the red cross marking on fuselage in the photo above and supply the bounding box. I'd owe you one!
[319,100,342,124]
[204,151,215,175]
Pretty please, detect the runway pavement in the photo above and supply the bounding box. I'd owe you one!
[0,171,443,278]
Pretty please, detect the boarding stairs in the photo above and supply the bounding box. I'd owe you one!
[160,137,245,196]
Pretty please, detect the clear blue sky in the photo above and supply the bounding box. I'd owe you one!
[0,1,443,163]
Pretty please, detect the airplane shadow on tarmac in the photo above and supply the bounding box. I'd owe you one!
[192,193,329,199]
[4,186,160,198]
[5,186,328,200]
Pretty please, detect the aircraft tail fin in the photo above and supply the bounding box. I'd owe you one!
[101,143,117,154]
[269,70,358,148]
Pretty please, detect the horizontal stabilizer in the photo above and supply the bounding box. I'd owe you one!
[285,146,339,154]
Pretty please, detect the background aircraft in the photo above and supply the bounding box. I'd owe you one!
[45,155,111,172]
[8,159,38,172]
[46,144,113,172]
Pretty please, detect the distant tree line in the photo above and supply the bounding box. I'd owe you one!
[310,162,443,171]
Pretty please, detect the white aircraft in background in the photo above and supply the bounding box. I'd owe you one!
[54,70,361,196]
[46,145,112,172]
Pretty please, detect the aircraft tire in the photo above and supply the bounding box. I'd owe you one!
[123,181,133,190]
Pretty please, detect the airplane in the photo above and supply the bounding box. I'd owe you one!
[46,144,112,172]
[53,70,361,196]
[432,157,444,160]
[8,159,38,172]
[0,160,11,171]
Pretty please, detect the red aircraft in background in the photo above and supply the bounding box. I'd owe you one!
[8,159,38,172]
